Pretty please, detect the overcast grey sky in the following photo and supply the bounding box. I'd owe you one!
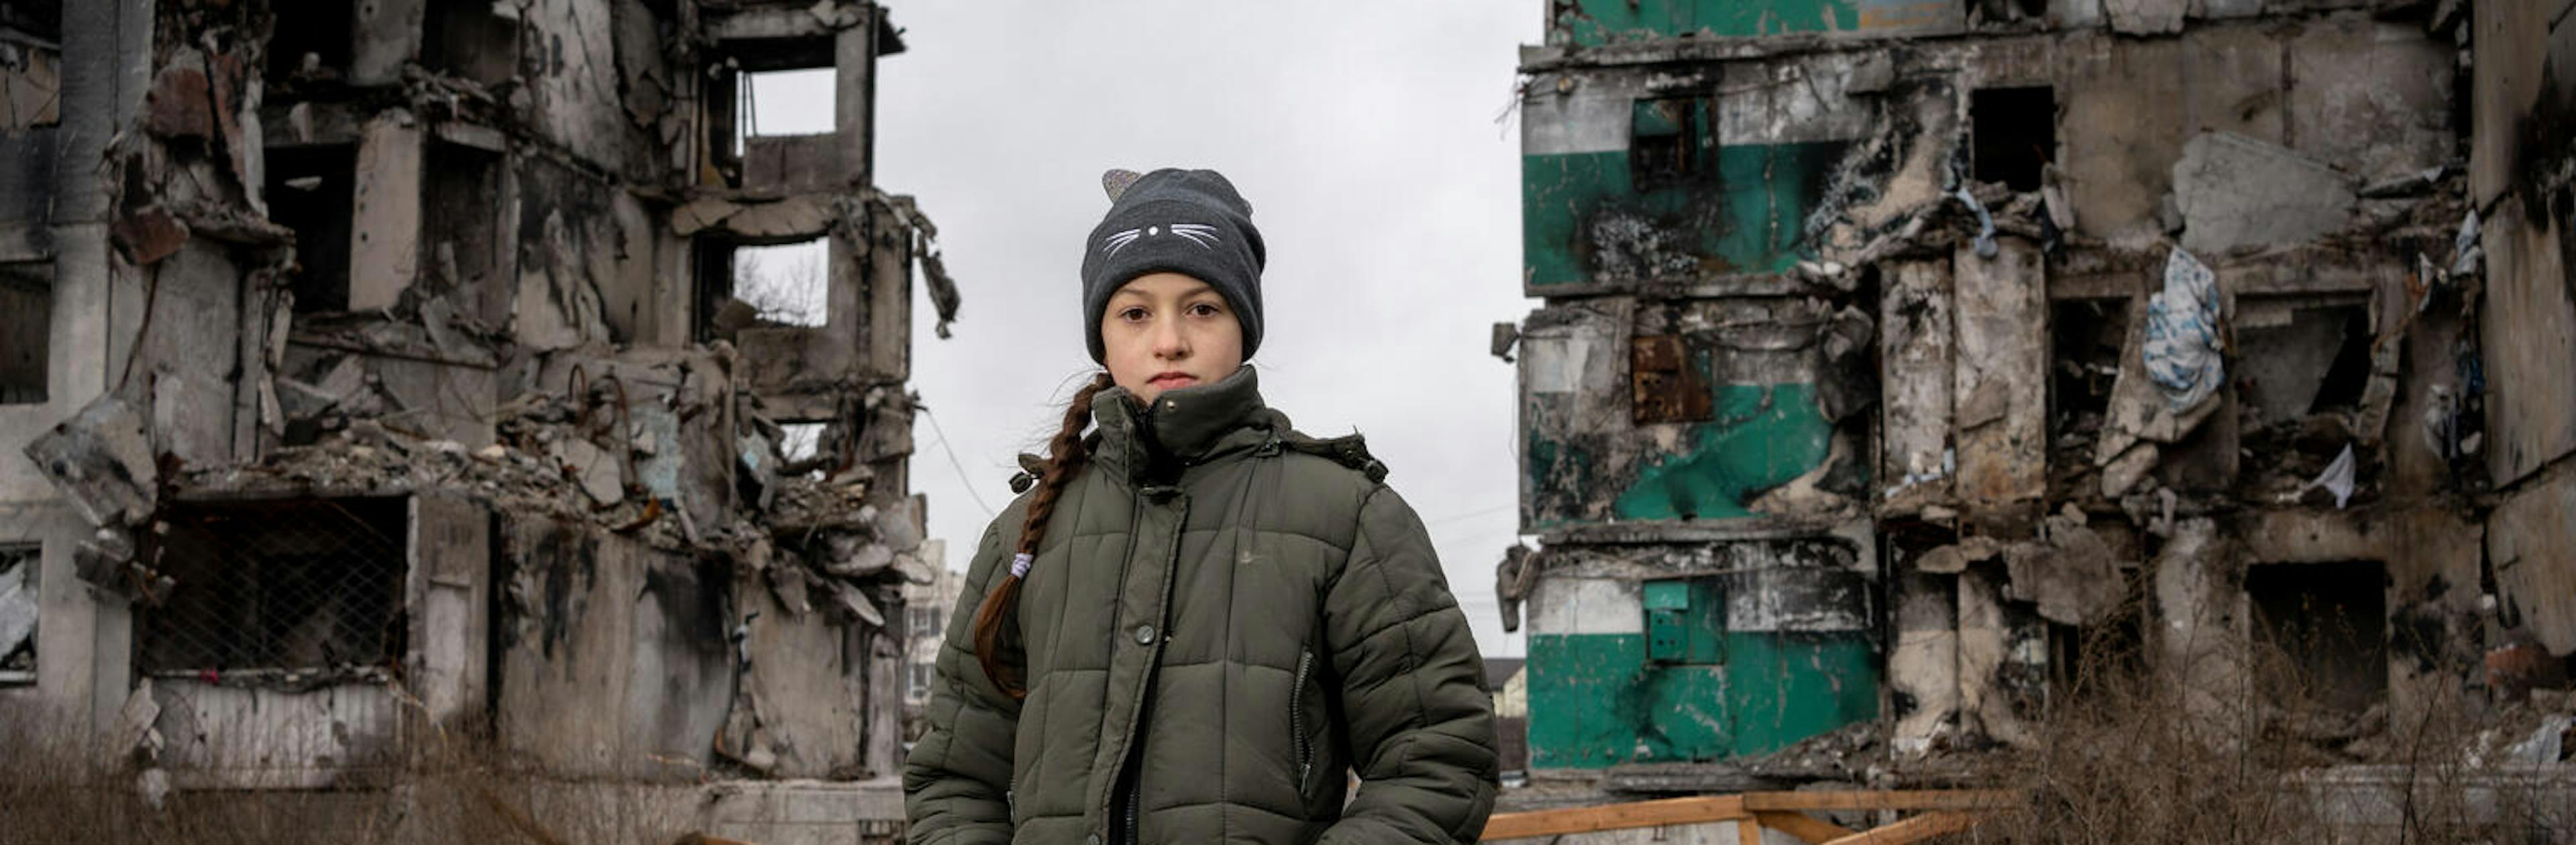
[761,3,1542,657]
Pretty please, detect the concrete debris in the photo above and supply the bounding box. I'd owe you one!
[552,437,624,506]
[1915,536,2002,574]
[23,396,160,527]
[828,579,884,628]
[2102,0,2184,34]
[2359,166,2447,199]
[2002,513,2125,626]
[2172,132,2357,255]
[113,679,162,759]
[2100,441,2158,499]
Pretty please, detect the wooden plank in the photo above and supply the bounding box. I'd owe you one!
[1481,795,1749,841]
[1817,811,1978,845]
[1742,791,2018,812]
[1754,811,1860,844]
[1738,813,1766,845]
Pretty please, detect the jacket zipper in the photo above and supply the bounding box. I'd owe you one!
[1106,488,1186,845]
[1290,649,1316,793]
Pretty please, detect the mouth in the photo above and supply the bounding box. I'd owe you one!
[1146,372,1198,389]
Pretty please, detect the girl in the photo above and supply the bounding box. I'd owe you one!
[903,168,1499,845]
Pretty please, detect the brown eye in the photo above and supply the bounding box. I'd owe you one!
[1119,306,1149,323]
[1187,301,1224,318]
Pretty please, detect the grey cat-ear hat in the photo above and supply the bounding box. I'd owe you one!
[1079,168,1267,363]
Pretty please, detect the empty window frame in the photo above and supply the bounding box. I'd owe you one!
[907,661,934,701]
[1,261,48,404]
[0,544,36,685]
[138,498,408,674]
[1970,87,2054,192]
[422,1,519,87]
[422,141,504,300]
[265,144,359,314]
[1629,97,1713,190]
[265,1,354,89]
[705,37,834,185]
[696,237,829,340]
[0,0,62,43]
[2245,561,2389,714]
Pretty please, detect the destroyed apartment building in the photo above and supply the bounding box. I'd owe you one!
[0,0,962,836]
[1496,0,2576,807]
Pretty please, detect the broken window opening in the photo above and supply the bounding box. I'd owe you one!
[138,497,409,675]
[264,1,354,91]
[780,421,826,480]
[421,1,519,87]
[1629,97,1713,191]
[264,144,359,314]
[706,40,833,185]
[0,544,37,685]
[907,661,934,701]
[741,67,835,144]
[423,141,504,303]
[2048,298,2126,438]
[0,0,60,43]
[698,237,828,340]
[2305,307,2376,412]
[1,261,50,404]
[2245,561,2389,715]
[1971,87,2054,192]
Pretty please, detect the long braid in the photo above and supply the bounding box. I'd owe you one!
[973,372,1116,699]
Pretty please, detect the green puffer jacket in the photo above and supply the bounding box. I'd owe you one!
[904,366,1499,845]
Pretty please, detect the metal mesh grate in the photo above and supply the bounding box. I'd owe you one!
[138,497,409,674]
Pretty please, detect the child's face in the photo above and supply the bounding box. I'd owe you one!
[1099,272,1244,406]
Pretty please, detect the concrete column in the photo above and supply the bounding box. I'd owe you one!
[834,5,877,188]
[351,113,424,312]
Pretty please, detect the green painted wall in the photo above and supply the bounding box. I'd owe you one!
[1527,631,1878,768]
[1546,0,1959,46]
[1612,383,1832,522]
[1521,144,1851,292]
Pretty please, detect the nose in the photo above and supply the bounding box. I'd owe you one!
[1150,314,1189,359]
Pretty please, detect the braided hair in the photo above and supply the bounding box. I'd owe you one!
[971,372,1116,699]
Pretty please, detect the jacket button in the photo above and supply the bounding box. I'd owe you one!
[1134,624,1157,644]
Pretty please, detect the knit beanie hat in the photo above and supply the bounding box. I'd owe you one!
[1079,168,1267,363]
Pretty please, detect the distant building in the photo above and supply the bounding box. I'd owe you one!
[901,541,963,740]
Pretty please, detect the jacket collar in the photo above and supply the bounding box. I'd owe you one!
[1091,364,1277,483]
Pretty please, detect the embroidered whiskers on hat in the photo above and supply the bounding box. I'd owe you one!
[1078,168,1267,363]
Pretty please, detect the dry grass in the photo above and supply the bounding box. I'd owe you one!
[0,710,702,845]
[1957,615,2574,845]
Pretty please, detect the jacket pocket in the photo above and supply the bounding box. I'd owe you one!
[1289,647,1318,795]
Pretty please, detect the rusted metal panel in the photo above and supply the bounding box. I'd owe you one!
[1631,335,1713,423]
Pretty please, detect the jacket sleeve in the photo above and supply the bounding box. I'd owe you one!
[1318,486,1501,845]
[903,518,1023,845]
